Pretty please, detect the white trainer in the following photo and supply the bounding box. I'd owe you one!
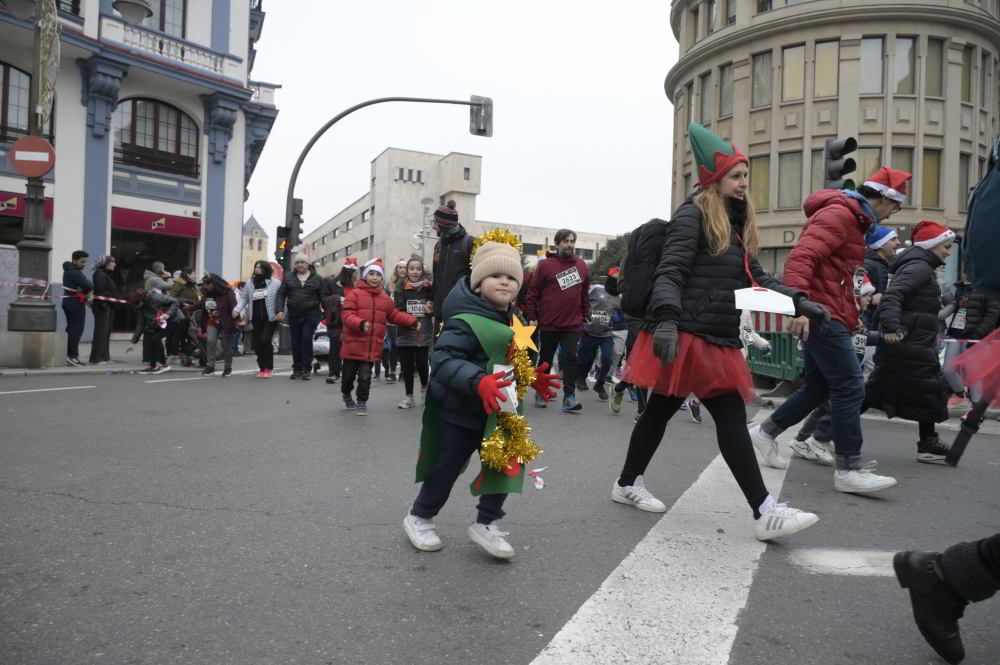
[397,395,416,409]
[611,476,667,513]
[749,424,788,469]
[403,514,443,552]
[467,523,515,559]
[834,462,898,494]
[754,502,819,541]
[789,437,835,466]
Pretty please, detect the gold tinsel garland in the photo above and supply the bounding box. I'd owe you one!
[470,228,524,264]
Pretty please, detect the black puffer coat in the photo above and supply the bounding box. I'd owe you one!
[428,277,511,431]
[647,197,801,347]
[946,281,1000,340]
[862,248,891,328]
[866,247,948,423]
[431,225,475,317]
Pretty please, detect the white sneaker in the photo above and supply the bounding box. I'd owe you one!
[467,523,514,559]
[397,395,416,409]
[834,463,898,494]
[403,514,443,552]
[749,424,788,469]
[789,437,834,466]
[754,502,819,541]
[611,476,667,513]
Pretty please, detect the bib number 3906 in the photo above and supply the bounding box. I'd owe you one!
[556,267,582,291]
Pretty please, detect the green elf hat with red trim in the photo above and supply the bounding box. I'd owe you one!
[689,123,749,189]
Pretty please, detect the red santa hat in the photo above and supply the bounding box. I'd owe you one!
[912,220,956,250]
[859,275,876,297]
[395,257,408,268]
[362,257,385,277]
[343,256,359,270]
[863,166,912,203]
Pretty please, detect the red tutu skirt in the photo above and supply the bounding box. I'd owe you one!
[623,330,755,402]
[949,328,1000,407]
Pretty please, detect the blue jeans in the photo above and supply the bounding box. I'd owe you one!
[769,321,865,468]
[578,334,614,391]
[288,312,321,373]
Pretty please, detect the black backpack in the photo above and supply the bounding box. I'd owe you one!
[964,134,1000,299]
[619,218,669,317]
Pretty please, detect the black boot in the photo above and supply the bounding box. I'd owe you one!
[917,435,950,464]
[894,551,968,664]
[290,368,300,380]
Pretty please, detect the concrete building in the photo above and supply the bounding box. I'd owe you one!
[301,148,616,279]
[471,220,613,269]
[0,0,279,319]
[664,0,1000,273]
[240,214,268,280]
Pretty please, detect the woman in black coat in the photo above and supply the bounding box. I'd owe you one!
[864,221,955,461]
[612,123,827,542]
[88,255,118,364]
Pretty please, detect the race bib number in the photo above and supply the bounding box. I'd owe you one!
[852,267,867,295]
[252,289,267,301]
[204,298,217,311]
[406,300,426,317]
[952,308,967,330]
[590,311,611,326]
[556,267,582,291]
[493,364,519,414]
[852,333,867,354]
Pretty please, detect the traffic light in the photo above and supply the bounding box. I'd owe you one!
[469,95,493,137]
[824,137,858,190]
[275,226,290,265]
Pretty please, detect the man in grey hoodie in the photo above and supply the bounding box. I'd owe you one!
[143,261,173,292]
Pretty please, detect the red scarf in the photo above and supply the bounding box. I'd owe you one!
[404,279,431,291]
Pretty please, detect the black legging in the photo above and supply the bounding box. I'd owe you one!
[252,318,277,371]
[619,391,769,517]
[399,346,430,395]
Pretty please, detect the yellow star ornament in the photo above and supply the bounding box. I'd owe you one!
[511,317,538,352]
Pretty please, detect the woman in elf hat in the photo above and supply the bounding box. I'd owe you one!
[612,123,825,541]
[862,220,955,462]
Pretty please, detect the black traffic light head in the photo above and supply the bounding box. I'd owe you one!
[470,96,493,137]
[275,226,290,265]
[824,137,858,189]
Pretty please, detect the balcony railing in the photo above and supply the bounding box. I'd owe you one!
[249,81,279,106]
[100,17,243,80]
[114,146,199,179]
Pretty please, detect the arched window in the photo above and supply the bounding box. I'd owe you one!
[1,61,54,143]
[257,239,263,251]
[113,98,199,178]
[248,238,254,249]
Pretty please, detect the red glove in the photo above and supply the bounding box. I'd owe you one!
[531,362,562,402]
[476,371,513,415]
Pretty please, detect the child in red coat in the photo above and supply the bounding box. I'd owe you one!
[341,258,418,415]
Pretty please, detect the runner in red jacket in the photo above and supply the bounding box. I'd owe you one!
[750,166,909,494]
[524,229,590,412]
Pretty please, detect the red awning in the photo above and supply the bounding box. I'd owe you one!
[111,207,201,238]
[0,191,55,220]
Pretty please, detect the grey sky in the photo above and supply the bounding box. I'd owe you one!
[245,1,679,246]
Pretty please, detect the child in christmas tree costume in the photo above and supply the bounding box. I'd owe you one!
[404,236,561,559]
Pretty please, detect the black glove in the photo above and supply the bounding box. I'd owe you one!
[653,321,678,365]
[796,299,831,331]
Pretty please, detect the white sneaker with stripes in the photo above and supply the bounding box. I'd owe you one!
[754,502,819,541]
[611,476,667,513]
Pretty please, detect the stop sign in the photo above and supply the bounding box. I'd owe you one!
[7,136,55,178]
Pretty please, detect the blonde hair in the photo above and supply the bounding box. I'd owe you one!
[694,186,759,257]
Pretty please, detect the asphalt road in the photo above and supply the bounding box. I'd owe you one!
[1,365,997,665]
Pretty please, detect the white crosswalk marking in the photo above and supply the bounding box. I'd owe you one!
[0,385,96,396]
[788,548,896,577]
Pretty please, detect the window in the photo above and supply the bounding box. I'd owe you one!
[814,41,839,97]
[699,72,712,123]
[319,256,326,266]
[961,47,973,103]
[922,149,941,208]
[311,241,318,250]
[142,0,186,38]
[1,62,52,142]
[258,239,262,251]
[332,251,339,262]
[113,98,199,177]
[577,248,595,261]
[333,228,339,238]
[416,169,423,183]
[725,0,736,25]
[752,52,772,107]
[782,45,805,102]
[959,153,971,212]
[706,0,717,34]
[890,147,913,205]
[860,37,884,94]
[523,243,543,256]
[360,237,369,250]
[397,168,404,181]
[686,82,695,124]
[982,53,992,106]
[719,63,734,116]
[689,7,699,45]
[248,239,254,249]
[683,172,692,196]
[756,0,772,13]
[321,235,327,245]
[778,152,803,209]
[750,155,770,210]
[464,167,471,180]
[926,38,944,97]
[407,168,414,182]
[345,244,352,255]
[811,149,825,193]
[361,209,370,222]
[856,147,882,184]
[346,220,353,231]
[893,37,916,94]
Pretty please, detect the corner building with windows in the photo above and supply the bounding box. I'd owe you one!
[0,0,278,305]
[665,0,1000,273]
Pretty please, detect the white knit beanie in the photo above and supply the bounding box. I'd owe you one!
[470,242,523,290]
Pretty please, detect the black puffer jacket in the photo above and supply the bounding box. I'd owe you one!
[431,225,475,317]
[862,248,891,328]
[276,268,324,316]
[866,247,948,423]
[429,277,511,431]
[946,281,1000,340]
[647,197,800,347]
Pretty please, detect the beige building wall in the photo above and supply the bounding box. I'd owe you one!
[665,0,1000,273]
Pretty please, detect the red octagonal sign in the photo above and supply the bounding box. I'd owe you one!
[7,136,56,178]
